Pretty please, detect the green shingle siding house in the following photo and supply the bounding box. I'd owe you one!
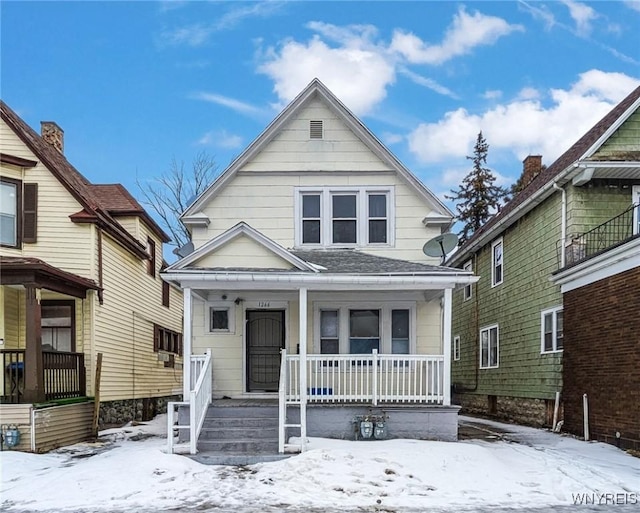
[448,85,640,428]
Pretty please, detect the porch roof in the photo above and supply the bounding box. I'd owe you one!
[0,256,100,298]
[162,250,476,291]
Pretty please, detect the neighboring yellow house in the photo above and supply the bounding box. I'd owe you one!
[0,101,183,452]
[163,79,478,456]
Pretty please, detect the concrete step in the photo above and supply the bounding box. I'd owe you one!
[198,438,279,454]
[206,405,279,418]
[201,416,279,429]
[199,426,278,440]
[190,452,292,466]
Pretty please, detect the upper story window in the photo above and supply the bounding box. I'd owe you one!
[146,237,156,277]
[491,238,503,287]
[541,307,563,353]
[463,260,473,300]
[1,177,21,248]
[296,187,393,248]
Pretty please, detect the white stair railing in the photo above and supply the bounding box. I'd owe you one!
[167,349,212,454]
[278,349,306,454]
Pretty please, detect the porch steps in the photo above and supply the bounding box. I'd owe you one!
[191,402,292,466]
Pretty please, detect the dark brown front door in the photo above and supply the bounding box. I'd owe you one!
[246,310,285,392]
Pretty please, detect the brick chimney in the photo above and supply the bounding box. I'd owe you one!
[41,121,64,154]
[521,155,542,187]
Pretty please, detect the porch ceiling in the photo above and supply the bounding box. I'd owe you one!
[0,256,100,298]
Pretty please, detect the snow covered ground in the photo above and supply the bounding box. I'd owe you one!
[1,414,638,513]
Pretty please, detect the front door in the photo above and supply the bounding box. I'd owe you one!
[246,310,285,392]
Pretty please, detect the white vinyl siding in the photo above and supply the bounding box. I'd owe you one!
[491,238,504,287]
[480,324,499,369]
[541,307,563,353]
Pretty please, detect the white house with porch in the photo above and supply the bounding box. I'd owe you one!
[162,79,477,460]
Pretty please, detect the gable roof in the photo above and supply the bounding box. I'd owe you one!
[182,78,452,223]
[0,101,169,255]
[167,222,319,272]
[448,85,640,266]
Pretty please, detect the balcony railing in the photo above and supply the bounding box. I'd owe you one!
[564,203,639,267]
[1,349,87,403]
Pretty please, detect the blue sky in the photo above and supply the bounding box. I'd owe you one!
[2,0,639,247]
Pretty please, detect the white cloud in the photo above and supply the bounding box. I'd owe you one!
[390,7,524,65]
[196,130,243,149]
[518,0,557,30]
[625,0,640,13]
[190,92,263,116]
[517,87,541,100]
[561,0,598,36]
[399,68,459,99]
[382,132,404,145]
[257,30,396,116]
[483,90,503,100]
[408,70,640,165]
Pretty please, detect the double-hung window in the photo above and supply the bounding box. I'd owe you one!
[314,303,413,355]
[463,260,473,300]
[480,325,499,368]
[0,177,20,247]
[491,238,503,287]
[541,307,563,353]
[296,187,393,247]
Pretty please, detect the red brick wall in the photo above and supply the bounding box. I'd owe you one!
[562,266,640,450]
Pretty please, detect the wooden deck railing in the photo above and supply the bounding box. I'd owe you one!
[1,349,86,403]
[283,351,445,405]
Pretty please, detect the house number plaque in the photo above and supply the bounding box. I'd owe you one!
[258,301,271,308]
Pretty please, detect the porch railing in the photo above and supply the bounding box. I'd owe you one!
[283,351,445,405]
[167,349,212,454]
[1,349,86,403]
[563,203,639,267]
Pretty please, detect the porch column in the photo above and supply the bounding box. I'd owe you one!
[298,287,308,451]
[443,287,452,406]
[183,287,192,399]
[23,285,45,403]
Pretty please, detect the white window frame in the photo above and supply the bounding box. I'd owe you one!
[540,306,563,354]
[479,324,499,369]
[453,336,461,361]
[294,186,395,248]
[313,301,415,354]
[463,260,473,300]
[206,301,235,334]
[491,238,504,287]
[633,185,640,235]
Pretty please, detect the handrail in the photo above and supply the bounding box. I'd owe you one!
[278,348,287,453]
[167,349,212,454]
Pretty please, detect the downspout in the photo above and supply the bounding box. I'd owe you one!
[553,182,567,268]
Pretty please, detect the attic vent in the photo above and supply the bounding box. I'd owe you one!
[310,120,323,139]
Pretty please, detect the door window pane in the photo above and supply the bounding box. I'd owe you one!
[392,309,410,354]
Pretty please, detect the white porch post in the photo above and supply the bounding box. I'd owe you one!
[299,287,308,451]
[443,287,452,406]
[183,287,192,400]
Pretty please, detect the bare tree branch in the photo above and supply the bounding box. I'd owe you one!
[136,151,218,250]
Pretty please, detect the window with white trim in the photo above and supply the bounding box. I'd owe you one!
[453,336,460,361]
[463,260,473,300]
[633,185,640,235]
[314,303,414,354]
[295,187,393,247]
[480,325,499,368]
[541,307,563,353]
[207,301,235,334]
[0,178,20,247]
[491,238,503,287]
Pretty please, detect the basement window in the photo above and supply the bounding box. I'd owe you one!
[310,120,323,139]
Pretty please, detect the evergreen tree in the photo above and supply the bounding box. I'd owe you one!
[446,131,508,245]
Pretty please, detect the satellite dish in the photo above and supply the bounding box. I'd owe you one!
[173,241,194,258]
[423,233,458,263]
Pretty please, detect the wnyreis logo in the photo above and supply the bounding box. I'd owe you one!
[572,492,638,505]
